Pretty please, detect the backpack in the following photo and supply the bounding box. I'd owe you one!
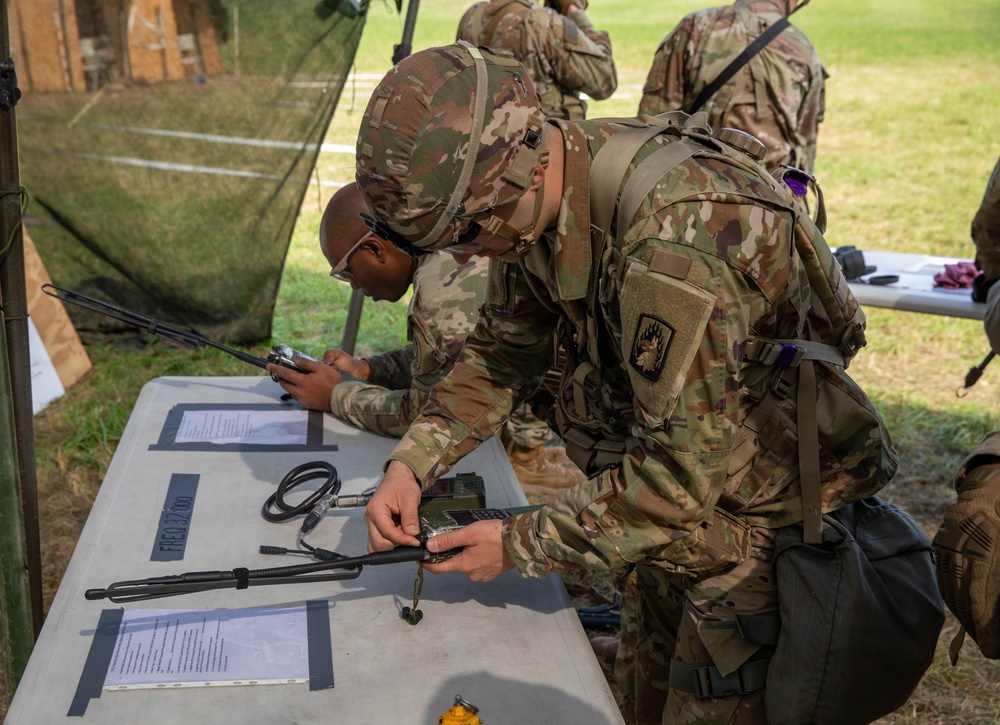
[583,114,937,720]
[933,431,1000,663]
[757,496,945,724]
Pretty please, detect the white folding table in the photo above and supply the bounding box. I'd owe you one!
[6,375,623,724]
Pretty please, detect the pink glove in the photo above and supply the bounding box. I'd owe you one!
[934,261,980,289]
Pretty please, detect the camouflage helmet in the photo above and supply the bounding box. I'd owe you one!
[355,42,546,253]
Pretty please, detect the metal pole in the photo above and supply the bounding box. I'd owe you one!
[0,0,44,642]
[342,0,420,354]
[0,315,33,703]
[392,0,420,65]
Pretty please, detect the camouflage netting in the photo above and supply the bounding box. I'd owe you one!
[14,0,369,342]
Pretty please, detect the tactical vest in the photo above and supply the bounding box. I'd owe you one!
[552,111,895,537]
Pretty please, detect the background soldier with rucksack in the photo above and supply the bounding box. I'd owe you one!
[639,0,825,175]
[933,156,1000,667]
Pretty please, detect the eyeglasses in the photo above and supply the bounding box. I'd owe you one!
[329,231,375,282]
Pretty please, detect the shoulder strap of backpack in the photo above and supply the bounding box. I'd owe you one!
[482,0,526,45]
[583,116,709,377]
[686,16,790,114]
[730,337,848,543]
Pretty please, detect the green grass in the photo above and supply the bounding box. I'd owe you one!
[6,0,1000,719]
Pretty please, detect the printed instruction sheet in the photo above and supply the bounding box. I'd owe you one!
[103,607,311,690]
[174,409,310,445]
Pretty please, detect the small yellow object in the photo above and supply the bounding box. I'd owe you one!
[437,694,482,725]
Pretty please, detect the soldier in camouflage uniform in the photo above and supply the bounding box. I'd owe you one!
[639,0,824,174]
[932,157,1000,666]
[456,0,617,120]
[972,157,1000,351]
[269,184,584,487]
[268,182,489,438]
[356,43,895,724]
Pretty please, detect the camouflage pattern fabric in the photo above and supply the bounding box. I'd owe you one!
[329,252,488,437]
[503,405,554,448]
[972,156,1000,281]
[456,0,617,120]
[356,45,895,723]
[974,158,1000,351]
[613,529,776,724]
[986,283,1000,353]
[355,44,546,248]
[638,0,824,174]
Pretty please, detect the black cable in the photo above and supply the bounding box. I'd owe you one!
[84,546,431,603]
[261,461,341,523]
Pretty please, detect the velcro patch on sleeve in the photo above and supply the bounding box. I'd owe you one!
[620,256,715,426]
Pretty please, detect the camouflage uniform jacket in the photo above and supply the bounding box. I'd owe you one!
[329,253,488,437]
[387,118,895,578]
[638,0,824,174]
[456,0,617,120]
[973,156,1000,281]
[974,158,1000,351]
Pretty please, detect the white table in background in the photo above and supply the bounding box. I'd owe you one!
[844,250,984,320]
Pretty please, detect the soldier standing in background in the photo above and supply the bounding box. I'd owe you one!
[973,156,1000,349]
[457,0,617,121]
[931,155,1000,667]
[356,43,896,724]
[639,0,824,174]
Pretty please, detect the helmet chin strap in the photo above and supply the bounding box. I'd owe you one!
[480,150,549,262]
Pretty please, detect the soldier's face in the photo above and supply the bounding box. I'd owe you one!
[344,246,414,302]
[321,230,414,302]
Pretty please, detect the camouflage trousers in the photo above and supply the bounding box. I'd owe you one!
[613,526,777,725]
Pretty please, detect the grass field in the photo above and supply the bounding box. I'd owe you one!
[5,0,1000,720]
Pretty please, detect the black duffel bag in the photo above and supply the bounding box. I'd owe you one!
[763,496,945,725]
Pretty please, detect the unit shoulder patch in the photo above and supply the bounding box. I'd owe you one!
[619,253,715,426]
[629,313,674,381]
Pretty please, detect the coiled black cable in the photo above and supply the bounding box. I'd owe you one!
[261,461,340,523]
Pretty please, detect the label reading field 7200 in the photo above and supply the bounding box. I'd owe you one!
[150,473,199,562]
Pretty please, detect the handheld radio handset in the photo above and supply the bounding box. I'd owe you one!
[417,480,543,564]
[42,284,314,379]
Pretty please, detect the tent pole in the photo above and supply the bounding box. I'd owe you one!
[0,0,42,638]
[393,0,419,64]
[0,0,42,702]
[0,313,33,703]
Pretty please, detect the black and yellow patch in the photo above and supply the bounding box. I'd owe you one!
[620,252,715,427]
[629,314,674,381]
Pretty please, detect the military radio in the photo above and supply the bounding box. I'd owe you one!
[417,474,541,562]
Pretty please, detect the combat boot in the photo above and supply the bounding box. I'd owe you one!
[505,442,586,489]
